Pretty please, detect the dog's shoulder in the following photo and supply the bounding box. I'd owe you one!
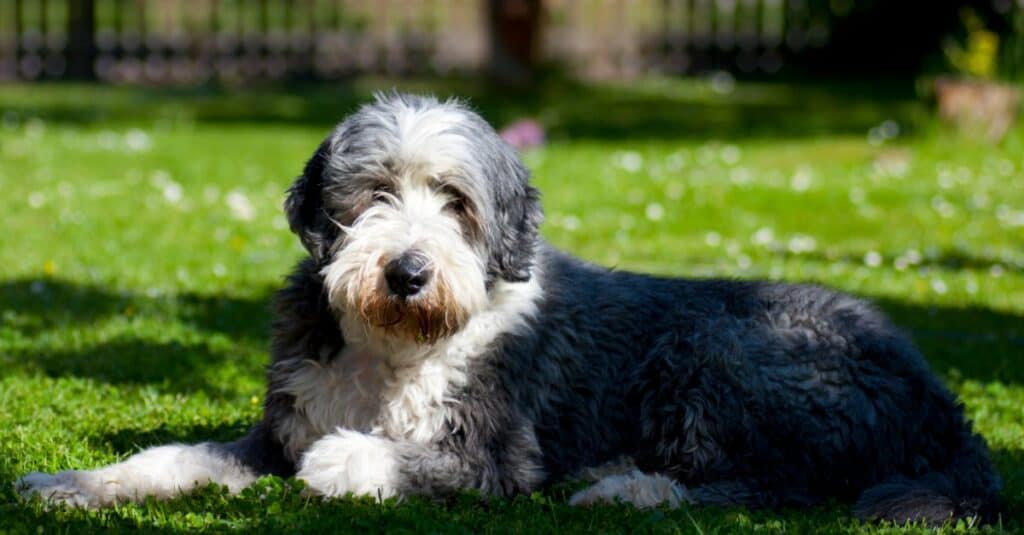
[271,258,345,363]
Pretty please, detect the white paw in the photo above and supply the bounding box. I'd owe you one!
[297,429,399,500]
[569,470,688,508]
[15,471,100,509]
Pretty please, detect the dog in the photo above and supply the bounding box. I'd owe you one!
[17,92,1001,524]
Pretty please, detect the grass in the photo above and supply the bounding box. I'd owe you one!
[0,76,1022,533]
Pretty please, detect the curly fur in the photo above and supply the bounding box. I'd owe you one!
[16,92,1001,525]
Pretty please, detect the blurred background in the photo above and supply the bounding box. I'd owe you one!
[1,2,1024,531]
[1,0,1022,84]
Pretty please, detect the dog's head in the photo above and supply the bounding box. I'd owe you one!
[285,92,543,346]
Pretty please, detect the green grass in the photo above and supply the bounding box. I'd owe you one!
[1,77,1022,533]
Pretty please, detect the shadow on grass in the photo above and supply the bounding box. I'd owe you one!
[88,421,253,455]
[3,274,1022,394]
[753,247,1024,383]
[18,338,259,398]
[1,77,925,141]
[0,277,272,343]
[993,448,1024,524]
[1,277,275,396]
[876,298,1024,384]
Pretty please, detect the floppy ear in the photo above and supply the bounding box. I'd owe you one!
[491,171,544,283]
[285,138,335,261]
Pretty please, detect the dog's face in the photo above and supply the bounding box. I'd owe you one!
[285,93,542,346]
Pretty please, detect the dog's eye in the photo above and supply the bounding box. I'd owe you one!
[446,197,466,214]
[443,189,468,214]
[372,183,395,199]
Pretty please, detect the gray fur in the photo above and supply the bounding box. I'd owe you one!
[264,93,1000,523]
[17,93,1001,525]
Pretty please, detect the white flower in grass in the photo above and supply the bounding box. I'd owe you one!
[645,203,664,221]
[27,192,45,208]
[880,120,900,138]
[614,151,643,173]
[937,171,956,190]
[730,167,752,185]
[25,117,45,138]
[227,190,255,221]
[704,231,722,247]
[989,264,1005,278]
[931,196,955,218]
[790,168,812,192]
[212,263,227,278]
[996,205,1024,228]
[665,182,684,200]
[665,152,686,172]
[966,278,979,295]
[560,214,580,232]
[751,227,774,246]
[863,251,883,268]
[930,278,948,295]
[124,129,152,152]
[736,254,752,269]
[893,249,922,271]
[162,182,183,204]
[787,235,817,254]
[721,145,741,165]
[709,71,735,95]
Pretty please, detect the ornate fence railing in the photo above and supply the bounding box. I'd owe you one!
[2,0,1005,84]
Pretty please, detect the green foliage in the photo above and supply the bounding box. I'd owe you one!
[943,7,1024,82]
[944,9,1001,80]
[1,78,1022,533]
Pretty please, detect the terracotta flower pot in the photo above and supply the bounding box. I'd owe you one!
[934,77,1021,141]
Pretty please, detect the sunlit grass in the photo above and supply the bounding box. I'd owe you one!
[1,78,1022,533]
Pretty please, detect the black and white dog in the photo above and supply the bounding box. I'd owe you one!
[18,93,1001,523]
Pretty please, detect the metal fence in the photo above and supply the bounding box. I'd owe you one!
[0,0,893,84]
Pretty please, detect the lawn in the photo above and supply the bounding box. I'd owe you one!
[0,77,1022,533]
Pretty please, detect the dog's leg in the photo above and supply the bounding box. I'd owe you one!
[569,470,688,508]
[16,423,290,508]
[296,429,485,499]
[295,429,402,499]
[296,424,544,500]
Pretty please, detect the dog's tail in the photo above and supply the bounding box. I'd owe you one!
[853,433,1001,525]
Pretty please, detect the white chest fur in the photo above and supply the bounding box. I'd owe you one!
[272,276,541,462]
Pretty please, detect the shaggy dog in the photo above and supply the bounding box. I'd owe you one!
[17,93,1001,524]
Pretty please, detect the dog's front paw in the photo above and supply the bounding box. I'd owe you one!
[297,429,399,500]
[16,471,100,509]
[569,470,688,509]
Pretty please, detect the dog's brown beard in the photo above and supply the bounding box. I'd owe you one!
[354,277,466,344]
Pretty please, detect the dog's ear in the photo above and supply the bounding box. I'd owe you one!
[285,138,334,261]
[491,168,544,283]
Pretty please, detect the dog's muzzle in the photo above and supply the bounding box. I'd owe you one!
[384,250,432,299]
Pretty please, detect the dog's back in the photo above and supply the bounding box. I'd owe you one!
[509,244,1001,523]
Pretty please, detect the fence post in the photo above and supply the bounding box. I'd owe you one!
[67,0,96,79]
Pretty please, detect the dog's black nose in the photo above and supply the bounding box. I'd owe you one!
[384,252,431,298]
